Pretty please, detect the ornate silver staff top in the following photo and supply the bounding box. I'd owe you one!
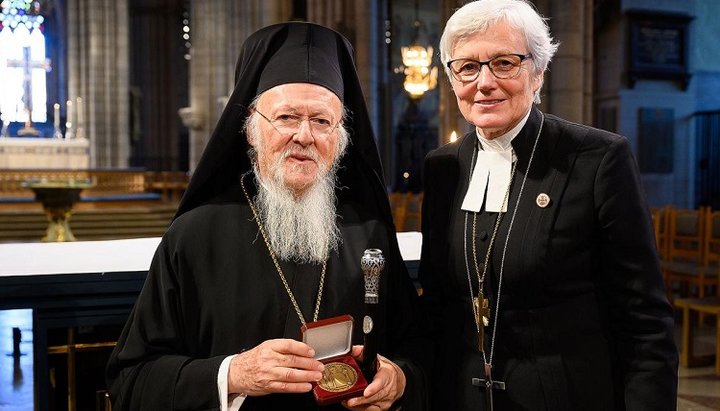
[361,248,384,304]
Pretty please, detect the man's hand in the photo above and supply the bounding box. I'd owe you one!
[227,339,324,396]
[343,346,406,410]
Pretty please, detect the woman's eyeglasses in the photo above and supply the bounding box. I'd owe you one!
[446,54,532,82]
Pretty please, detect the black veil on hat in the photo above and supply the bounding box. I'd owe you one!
[175,22,395,231]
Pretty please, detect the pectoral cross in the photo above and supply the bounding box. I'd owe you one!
[471,363,505,411]
[472,292,504,410]
[473,294,490,351]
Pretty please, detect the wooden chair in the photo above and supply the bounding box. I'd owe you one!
[704,209,720,271]
[651,206,670,260]
[676,294,720,375]
[699,209,720,305]
[663,207,714,303]
[675,209,720,375]
[389,192,423,232]
[666,207,705,263]
[389,192,408,231]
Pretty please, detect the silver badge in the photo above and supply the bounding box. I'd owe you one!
[536,193,550,208]
[363,315,374,334]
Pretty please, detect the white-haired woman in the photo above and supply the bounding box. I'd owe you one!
[417,0,677,409]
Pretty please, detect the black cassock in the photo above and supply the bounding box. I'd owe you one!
[106,184,427,410]
[419,107,678,411]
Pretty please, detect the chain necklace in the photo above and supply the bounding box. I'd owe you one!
[470,161,516,341]
[240,173,326,326]
[464,113,544,367]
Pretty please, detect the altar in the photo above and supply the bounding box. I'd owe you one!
[0,137,90,169]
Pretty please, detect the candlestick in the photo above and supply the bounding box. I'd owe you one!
[53,103,63,139]
[65,100,75,139]
[76,97,83,125]
[54,103,60,128]
[76,97,85,139]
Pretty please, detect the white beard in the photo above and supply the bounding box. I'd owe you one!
[252,154,341,265]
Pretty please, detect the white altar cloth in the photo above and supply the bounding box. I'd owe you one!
[0,137,90,169]
[0,233,423,277]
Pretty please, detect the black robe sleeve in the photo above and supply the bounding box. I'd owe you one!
[106,238,226,411]
[592,137,678,410]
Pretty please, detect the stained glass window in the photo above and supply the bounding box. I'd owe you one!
[0,0,50,124]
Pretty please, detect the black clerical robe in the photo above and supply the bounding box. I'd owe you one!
[106,185,427,410]
[418,107,678,410]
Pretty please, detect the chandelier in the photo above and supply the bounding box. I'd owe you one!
[400,4,437,99]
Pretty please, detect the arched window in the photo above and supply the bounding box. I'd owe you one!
[0,0,50,124]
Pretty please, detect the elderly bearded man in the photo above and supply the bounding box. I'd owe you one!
[107,22,427,411]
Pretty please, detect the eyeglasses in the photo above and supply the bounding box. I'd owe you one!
[254,109,340,138]
[446,54,532,82]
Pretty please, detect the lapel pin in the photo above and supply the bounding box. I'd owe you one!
[536,193,550,208]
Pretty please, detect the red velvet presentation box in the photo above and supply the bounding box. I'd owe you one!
[301,315,369,406]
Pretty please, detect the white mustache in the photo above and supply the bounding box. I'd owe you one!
[283,144,319,160]
[280,144,329,170]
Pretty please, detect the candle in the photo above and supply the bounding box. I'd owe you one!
[76,97,83,126]
[66,100,73,128]
[53,103,60,128]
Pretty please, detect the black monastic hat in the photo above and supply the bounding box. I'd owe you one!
[254,23,345,101]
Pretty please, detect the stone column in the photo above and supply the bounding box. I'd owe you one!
[350,0,379,130]
[546,0,589,123]
[67,0,130,168]
[182,0,286,172]
[129,0,185,171]
[306,0,377,122]
[306,1,390,180]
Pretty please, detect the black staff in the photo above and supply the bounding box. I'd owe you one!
[360,248,383,380]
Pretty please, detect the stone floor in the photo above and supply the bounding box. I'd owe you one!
[0,308,718,410]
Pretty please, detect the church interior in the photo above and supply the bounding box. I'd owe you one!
[0,0,719,410]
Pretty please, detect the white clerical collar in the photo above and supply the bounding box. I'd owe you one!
[476,108,532,152]
[461,108,532,213]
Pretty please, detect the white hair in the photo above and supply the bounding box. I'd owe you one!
[439,0,559,103]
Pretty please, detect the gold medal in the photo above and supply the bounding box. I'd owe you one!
[318,362,358,392]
